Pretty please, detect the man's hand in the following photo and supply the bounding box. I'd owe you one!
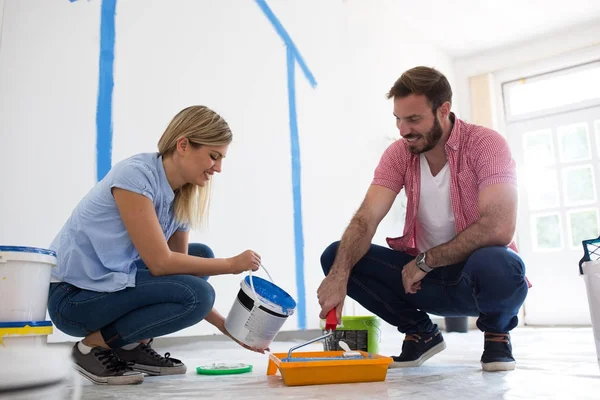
[401,259,426,294]
[317,272,348,323]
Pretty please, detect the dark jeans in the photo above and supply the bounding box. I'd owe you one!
[47,243,215,348]
[321,242,528,334]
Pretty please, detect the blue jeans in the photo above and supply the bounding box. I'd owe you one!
[47,243,216,348]
[320,242,528,334]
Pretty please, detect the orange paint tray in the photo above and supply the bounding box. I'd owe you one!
[266,350,393,386]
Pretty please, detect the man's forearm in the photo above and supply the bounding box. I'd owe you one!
[330,213,374,277]
[426,216,512,268]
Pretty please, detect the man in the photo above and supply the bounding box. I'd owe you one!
[317,66,530,372]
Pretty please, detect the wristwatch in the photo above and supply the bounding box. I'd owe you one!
[415,252,433,273]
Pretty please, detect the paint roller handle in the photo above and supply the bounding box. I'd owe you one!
[325,309,338,331]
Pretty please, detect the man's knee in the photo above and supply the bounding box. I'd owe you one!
[320,241,340,276]
[466,246,525,280]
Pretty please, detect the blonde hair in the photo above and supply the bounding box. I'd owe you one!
[157,106,232,229]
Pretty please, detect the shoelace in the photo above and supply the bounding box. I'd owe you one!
[139,339,182,365]
[404,334,422,343]
[485,332,510,344]
[94,348,133,373]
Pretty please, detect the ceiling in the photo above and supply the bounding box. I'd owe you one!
[386,0,600,58]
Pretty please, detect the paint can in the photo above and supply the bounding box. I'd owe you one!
[0,321,53,348]
[0,246,57,322]
[0,346,82,400]
[321,315,381,354]
[224,270,297,350]
[581,259,600,370]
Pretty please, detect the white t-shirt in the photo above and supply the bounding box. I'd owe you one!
[415,154,457,253]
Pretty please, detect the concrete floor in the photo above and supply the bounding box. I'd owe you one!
[49,325,600,400]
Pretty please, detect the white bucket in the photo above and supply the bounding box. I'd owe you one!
[581,259,600,369]
[0,346,82,400]
[224,270,297,350]
[0,321,53,349]
[0,246,57,322]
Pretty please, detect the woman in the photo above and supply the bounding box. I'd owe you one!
[48,106,261,386]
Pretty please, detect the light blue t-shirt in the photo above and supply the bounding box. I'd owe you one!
[50,153,188,292]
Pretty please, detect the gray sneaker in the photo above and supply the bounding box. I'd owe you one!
[72,343,144,385]
[114,339,187,376]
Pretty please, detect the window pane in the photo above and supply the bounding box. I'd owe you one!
[557,122,591,162]
[532,213,562,250]
[563,165,596,206]
[595,120,600,157]
[568,209,599,248]
[506,63,600,117]
[523,129,555,166]
[524,167,559,210]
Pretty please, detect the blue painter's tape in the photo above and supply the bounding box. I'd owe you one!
[255,0,317,88]
[96,0,117,181]
[256,0,317,330]
[286,47,306,330]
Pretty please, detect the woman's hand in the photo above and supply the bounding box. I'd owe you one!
[225,331,269,354]
[226,250,261,274]
[206,308,268,354]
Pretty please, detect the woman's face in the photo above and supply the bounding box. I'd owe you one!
[178,139,229,187]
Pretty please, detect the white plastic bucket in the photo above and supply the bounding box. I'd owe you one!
[582,259,600,369]
[0,246,57,322]
[0,346,82,400]
[0,321,53,349]
[224,270,297,349]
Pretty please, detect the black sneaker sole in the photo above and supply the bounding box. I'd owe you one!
[390,340,447,368]
[131,363,187,376]
[74,364,145,385]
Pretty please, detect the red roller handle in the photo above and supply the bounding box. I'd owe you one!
[325,309,338,331]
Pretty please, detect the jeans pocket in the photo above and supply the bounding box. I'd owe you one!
[67,289,110,305]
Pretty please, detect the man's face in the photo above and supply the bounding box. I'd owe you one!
[393,94,443,154]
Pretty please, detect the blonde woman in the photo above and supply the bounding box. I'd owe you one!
[48,106,261,385]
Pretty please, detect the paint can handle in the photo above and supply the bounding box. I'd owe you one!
[247,263,274,307]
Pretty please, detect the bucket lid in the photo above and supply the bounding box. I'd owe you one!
[0,246,56,257]
[244,276,297,315]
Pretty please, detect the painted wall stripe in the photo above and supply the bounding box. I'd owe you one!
[256,0,317,329]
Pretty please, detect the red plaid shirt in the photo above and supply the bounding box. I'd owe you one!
[373,113,520,257]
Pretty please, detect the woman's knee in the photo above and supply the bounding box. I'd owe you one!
[180,277,216,321]
[188,243,215,259]
[320,241,340,276]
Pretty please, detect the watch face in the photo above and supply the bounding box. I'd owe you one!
[417,253,424,263]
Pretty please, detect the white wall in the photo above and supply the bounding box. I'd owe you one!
[0,0,455,342]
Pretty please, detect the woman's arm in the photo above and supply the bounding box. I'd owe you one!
[204,308,227,333]
[113,188,259,276]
